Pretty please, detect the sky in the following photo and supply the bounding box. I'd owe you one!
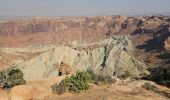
[0,0,170,16]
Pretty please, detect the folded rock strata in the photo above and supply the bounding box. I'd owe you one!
[18,35,148,80]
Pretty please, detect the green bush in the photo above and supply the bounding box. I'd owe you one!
[51,76,70,94]
[0,67,26,89]
[75,71,91,82]
[51,71,90,94]
[142,82,158,91]
[52,70,116,94]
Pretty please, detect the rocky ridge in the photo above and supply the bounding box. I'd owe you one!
[0,35,147,80]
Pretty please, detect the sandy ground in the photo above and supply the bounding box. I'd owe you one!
[0,76,169,100]
[42,80,170,100]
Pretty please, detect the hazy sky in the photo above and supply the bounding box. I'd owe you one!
[0,0,170,16]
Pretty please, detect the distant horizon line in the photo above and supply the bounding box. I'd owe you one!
[0,13,170,18]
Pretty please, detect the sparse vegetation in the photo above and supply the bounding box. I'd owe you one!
[51,71,90,94]
[87,70,116,85]
[116,71,130,84]
[51,70,115,94]
[0,66,26,89]
[142,82,170,98]
[142,82,158,91]
[118,71,130,80]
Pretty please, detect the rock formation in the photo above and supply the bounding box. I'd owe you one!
[0,15,170,100]
[14,35,148,80]
[0,15,170,80]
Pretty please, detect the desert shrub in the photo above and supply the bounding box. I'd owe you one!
[142,82,170,98]
[51,71,90,94]
[92,75,115,85]
[142,82,158,91]
[75,71,91,82]
[51,76,70,94]
[0,67,26,89]
[118,71,130,80]
[87,70,116,85]
[52,70,116,94]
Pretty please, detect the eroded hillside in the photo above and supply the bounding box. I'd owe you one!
[0,15,170,100]
[0,15,170,68]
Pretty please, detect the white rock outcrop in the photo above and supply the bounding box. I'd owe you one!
[19,35,149,80]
